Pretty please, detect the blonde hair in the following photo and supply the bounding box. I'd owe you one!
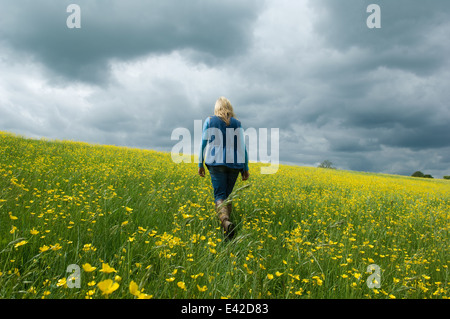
[214,96,236,125]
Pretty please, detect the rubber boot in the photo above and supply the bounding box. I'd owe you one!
[216,200,235,239]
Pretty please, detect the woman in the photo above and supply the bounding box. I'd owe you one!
[198,97,249,239]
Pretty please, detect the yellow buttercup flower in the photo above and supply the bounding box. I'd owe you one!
[312,276,323,286]
[56,278,67,288]
[97,279,119,296]
[50,243,62,251]
[197,285,208,292]
[39,245,50,253]
[129,280,141,297]
[14,240,27,248]
[99,263,117,273]
[82,263,97,272]
[129,281,153,299]
[191,273,204,279]
[138,226,147,233]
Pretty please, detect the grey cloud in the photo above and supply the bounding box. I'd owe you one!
[378,124,450,150]
[309,0,450,76]
[0,0,263,84]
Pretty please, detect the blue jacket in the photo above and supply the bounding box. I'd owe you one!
[199,116,249,171]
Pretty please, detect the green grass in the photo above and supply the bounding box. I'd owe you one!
[0,131,448,299]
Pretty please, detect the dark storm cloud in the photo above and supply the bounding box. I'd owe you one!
[0,0,262,83]
[311,0,450,51]
[269,0,450,176]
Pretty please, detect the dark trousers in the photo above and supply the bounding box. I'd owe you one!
[207,165,240,203]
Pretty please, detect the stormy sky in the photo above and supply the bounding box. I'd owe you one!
[1,0,449,177]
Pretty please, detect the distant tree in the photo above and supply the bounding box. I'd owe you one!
[318,160,335,169]
[444,176,450,180]
[412,171,433,178]
[411,171,424,177]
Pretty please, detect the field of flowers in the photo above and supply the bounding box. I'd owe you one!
[0,131,448,299]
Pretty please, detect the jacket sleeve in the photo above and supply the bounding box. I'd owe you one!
[198,117,210,167]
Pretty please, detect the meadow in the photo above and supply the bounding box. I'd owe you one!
[0,131,448,299]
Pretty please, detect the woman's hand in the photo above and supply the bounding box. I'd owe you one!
[241,171,249,181]
[198,166,205,177]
